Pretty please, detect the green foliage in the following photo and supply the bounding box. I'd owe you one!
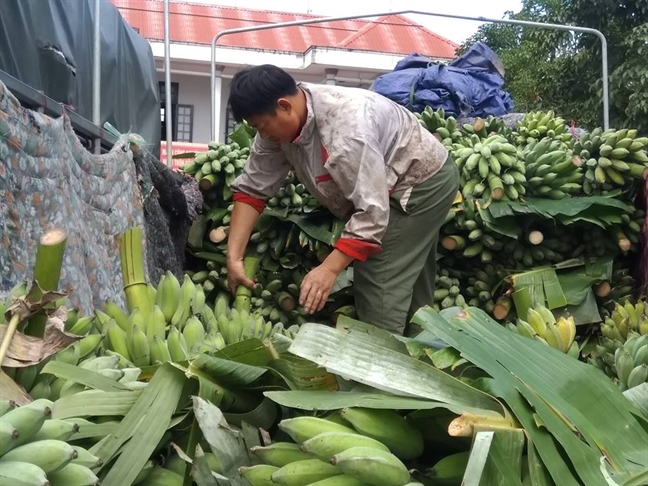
[461,0,648,133]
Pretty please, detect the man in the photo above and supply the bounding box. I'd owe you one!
[226,64,459,335]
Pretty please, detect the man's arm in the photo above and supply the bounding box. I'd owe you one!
[227,135,291,292]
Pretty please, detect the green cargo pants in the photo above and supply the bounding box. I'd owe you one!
[353,154,460,335]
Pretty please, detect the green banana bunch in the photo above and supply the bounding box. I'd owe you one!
[0,399,101,485]
[588,332,648,390]
[574,128,648,194]
[522,137,583,199]
[507,306,579,357]
[183,140,249,197]
[452,133,524,202]
[462,264,508,316]
[415,106,463,146]
[514,110,571,147]
[432,271,467,311]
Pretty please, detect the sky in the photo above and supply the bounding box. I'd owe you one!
[187,0,524,44]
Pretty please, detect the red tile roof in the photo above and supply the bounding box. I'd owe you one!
[110,0,459,58]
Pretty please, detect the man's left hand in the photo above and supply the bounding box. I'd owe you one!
[299,265,338,314]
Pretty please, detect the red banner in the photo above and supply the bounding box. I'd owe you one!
[159,142,209,170]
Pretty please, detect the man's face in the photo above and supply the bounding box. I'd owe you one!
[247,99,301,145]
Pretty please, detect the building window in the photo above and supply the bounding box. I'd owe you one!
[159,81,179,141]
[176,105,194,142]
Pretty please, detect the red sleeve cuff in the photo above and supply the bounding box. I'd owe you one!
[334,238,381,262]
[233,193,265,213]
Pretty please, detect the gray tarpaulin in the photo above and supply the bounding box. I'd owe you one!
[0,0,161,157]
[0,79,202,314]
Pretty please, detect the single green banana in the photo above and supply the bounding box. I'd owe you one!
[47,462,100,486]
[278,416,358,445]
[301,431,390,461]
[238,464,279,486]
[340,408,424,460]
[31,419,79,442]
[251,442,317,467]
[330,447,410,486]
[0,460,49,486]
[271,459,342,486]
[0,439,77,473]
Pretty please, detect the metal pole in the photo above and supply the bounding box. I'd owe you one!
[210,10,610,139]
[92,0,101,154]
[163,0,173,168]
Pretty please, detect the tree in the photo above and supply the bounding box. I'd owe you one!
[461,0,648,132]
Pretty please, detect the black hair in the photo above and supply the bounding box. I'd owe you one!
[228,65,299,122]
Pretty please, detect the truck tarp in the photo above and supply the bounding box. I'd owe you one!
[0,0,161,157]
[371,42,515,118]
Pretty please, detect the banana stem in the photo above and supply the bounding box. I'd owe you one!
[493,296,512,321]
[25,229,67,337]
[120,228,151,319]
[0,314,22,367]
[233,256,260,313]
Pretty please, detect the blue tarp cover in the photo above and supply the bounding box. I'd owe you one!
[371,42,514,118]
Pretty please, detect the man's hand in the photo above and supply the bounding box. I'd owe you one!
[227,258,256,295]
[299,264,339,314]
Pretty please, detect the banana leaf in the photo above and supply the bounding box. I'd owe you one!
[557,256,613,306]
[463,431,494,486]
[412,307,648,486]
[565,289,602,326]
[41,360,130,392]
[229,122,255,149]
[475,428,525,486]
[477,206,521,239]
[509,267,567,309]
[485,196,632,220]
[288,323,505,416]
[189,354,267,387]
[263,209,337,245]
[192,444,221,486]
[53,389,142,419]
[193,396,251,486]
[264,390,450,410]
[266,353,339,391]
[336,315,409,354]
[99,364,186,486]
[623,383,648,418]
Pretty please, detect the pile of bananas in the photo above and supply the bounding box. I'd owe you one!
[432,271,467,311]
[600,301,648,341]
[513,110,572,147]
[182,140,249,199]
[209,291,301,345]
[440,199,506,264]
[464,265,507,317]
[507,305,579,357]
[98,272,214,366]
[573,128,648,194]
[0,399,102,486]
[588,330,648,391]
[240,409,424,486]
[453,134,525,202]
[15,349,144,403]
[415,106,462,146]
[599,267,638,309]
[521,137,583,199]
[461,115,511,138]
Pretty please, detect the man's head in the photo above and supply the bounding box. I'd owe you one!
[228,65,307,144]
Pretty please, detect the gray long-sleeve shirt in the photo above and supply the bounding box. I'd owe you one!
[231,82,449,260]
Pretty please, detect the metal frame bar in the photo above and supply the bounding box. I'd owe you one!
[92,0,101,154]
[0,70,117,151]
[209,10,609,140]
[163,0,173,168]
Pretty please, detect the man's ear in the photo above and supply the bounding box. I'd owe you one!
[276,98,292,113]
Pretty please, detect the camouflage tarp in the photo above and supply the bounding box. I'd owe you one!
[0,79,145,314]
